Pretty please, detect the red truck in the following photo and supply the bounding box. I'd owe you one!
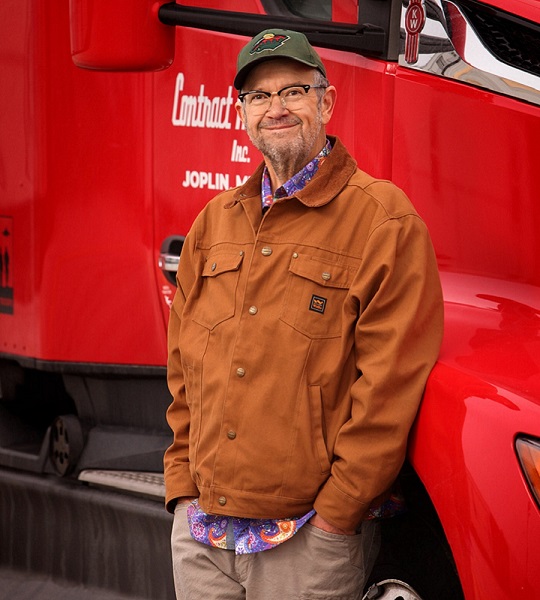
[1,1,539,599]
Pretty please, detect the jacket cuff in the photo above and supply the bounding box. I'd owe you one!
[164,464,199,513]
[313,477,370,530]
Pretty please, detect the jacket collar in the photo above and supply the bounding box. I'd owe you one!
[224,136,357,210]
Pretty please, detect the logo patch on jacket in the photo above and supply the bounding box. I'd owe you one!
[250,33,289,55]
[309,295,327,314]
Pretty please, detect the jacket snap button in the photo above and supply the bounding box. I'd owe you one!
[211,262,217,271]
[248,306,258,315]
[227,430,237,440]
[321,272,331,281]
[261,247,272,256]
[292,252,299,259]
[236,368,246,378]
[218,496,227,506]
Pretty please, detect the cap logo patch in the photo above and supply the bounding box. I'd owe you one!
[250,33,289,55]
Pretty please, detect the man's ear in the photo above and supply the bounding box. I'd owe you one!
[321,86,337,125]
[235,100,246,128]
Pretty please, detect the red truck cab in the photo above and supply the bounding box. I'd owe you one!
[1,1,539,598]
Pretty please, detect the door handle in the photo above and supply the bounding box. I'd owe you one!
[159,235,185,285]
[158,252,180,272]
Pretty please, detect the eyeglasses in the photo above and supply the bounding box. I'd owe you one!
[238,84,328,112]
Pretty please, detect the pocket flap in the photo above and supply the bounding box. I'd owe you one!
[289,254,356,289]
[202,252,244,277]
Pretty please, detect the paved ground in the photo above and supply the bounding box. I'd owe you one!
[0,569,147,600]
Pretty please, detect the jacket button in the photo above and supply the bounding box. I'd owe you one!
[218,496,227,506]
[261,247,273,256]
[227,430,237,440]
[322,272,331,281]
[292,252,299,259]
[236,368,246,378]
[248,306,258,315]
[211,262,217,271]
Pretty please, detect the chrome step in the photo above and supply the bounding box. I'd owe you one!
[79,469,165,499]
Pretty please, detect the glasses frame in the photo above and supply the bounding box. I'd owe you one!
[237,84,328,108]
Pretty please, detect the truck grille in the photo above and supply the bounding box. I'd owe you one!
[456,0,540,77]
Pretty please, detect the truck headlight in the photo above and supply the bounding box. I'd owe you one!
[516,436,540,507]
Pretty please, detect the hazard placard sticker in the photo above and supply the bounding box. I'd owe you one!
[0,216,13,315]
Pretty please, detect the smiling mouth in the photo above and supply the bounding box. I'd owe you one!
[260,118,301,131]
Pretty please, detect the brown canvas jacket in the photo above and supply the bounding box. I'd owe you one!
[164,136,444,531]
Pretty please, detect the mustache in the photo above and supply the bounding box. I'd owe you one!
[258,116,301,129]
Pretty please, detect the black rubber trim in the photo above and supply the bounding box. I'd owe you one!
[0,353,166,377]
[158,2,387,56]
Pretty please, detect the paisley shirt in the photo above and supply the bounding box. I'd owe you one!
[187,501,315,554]
[261,138,332,210]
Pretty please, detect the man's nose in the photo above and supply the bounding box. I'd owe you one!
[265,93,288,116]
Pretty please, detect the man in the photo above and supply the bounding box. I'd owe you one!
[164,28,443,599]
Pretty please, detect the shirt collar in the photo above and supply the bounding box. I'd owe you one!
[261,139,332,211]
[224,136,358,211]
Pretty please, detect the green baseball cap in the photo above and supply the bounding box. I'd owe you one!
[234,29,327,90]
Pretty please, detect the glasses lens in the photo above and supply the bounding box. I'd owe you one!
[280,86,308,107]
[243,86,313,112]
[246,92,270,107]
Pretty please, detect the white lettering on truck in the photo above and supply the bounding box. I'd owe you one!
[171,73,252,191]
[172,73,233,129]
[231,139,250,163]
[182,170,230,190]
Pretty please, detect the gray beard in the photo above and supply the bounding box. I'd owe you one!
[247,111,323,183]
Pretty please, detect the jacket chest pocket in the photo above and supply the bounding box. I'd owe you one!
[191,250,244,330]
[280,254,356,339]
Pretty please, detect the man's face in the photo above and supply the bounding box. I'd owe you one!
[235,59,336,173]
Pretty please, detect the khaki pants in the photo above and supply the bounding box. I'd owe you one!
[171,503,380,600]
